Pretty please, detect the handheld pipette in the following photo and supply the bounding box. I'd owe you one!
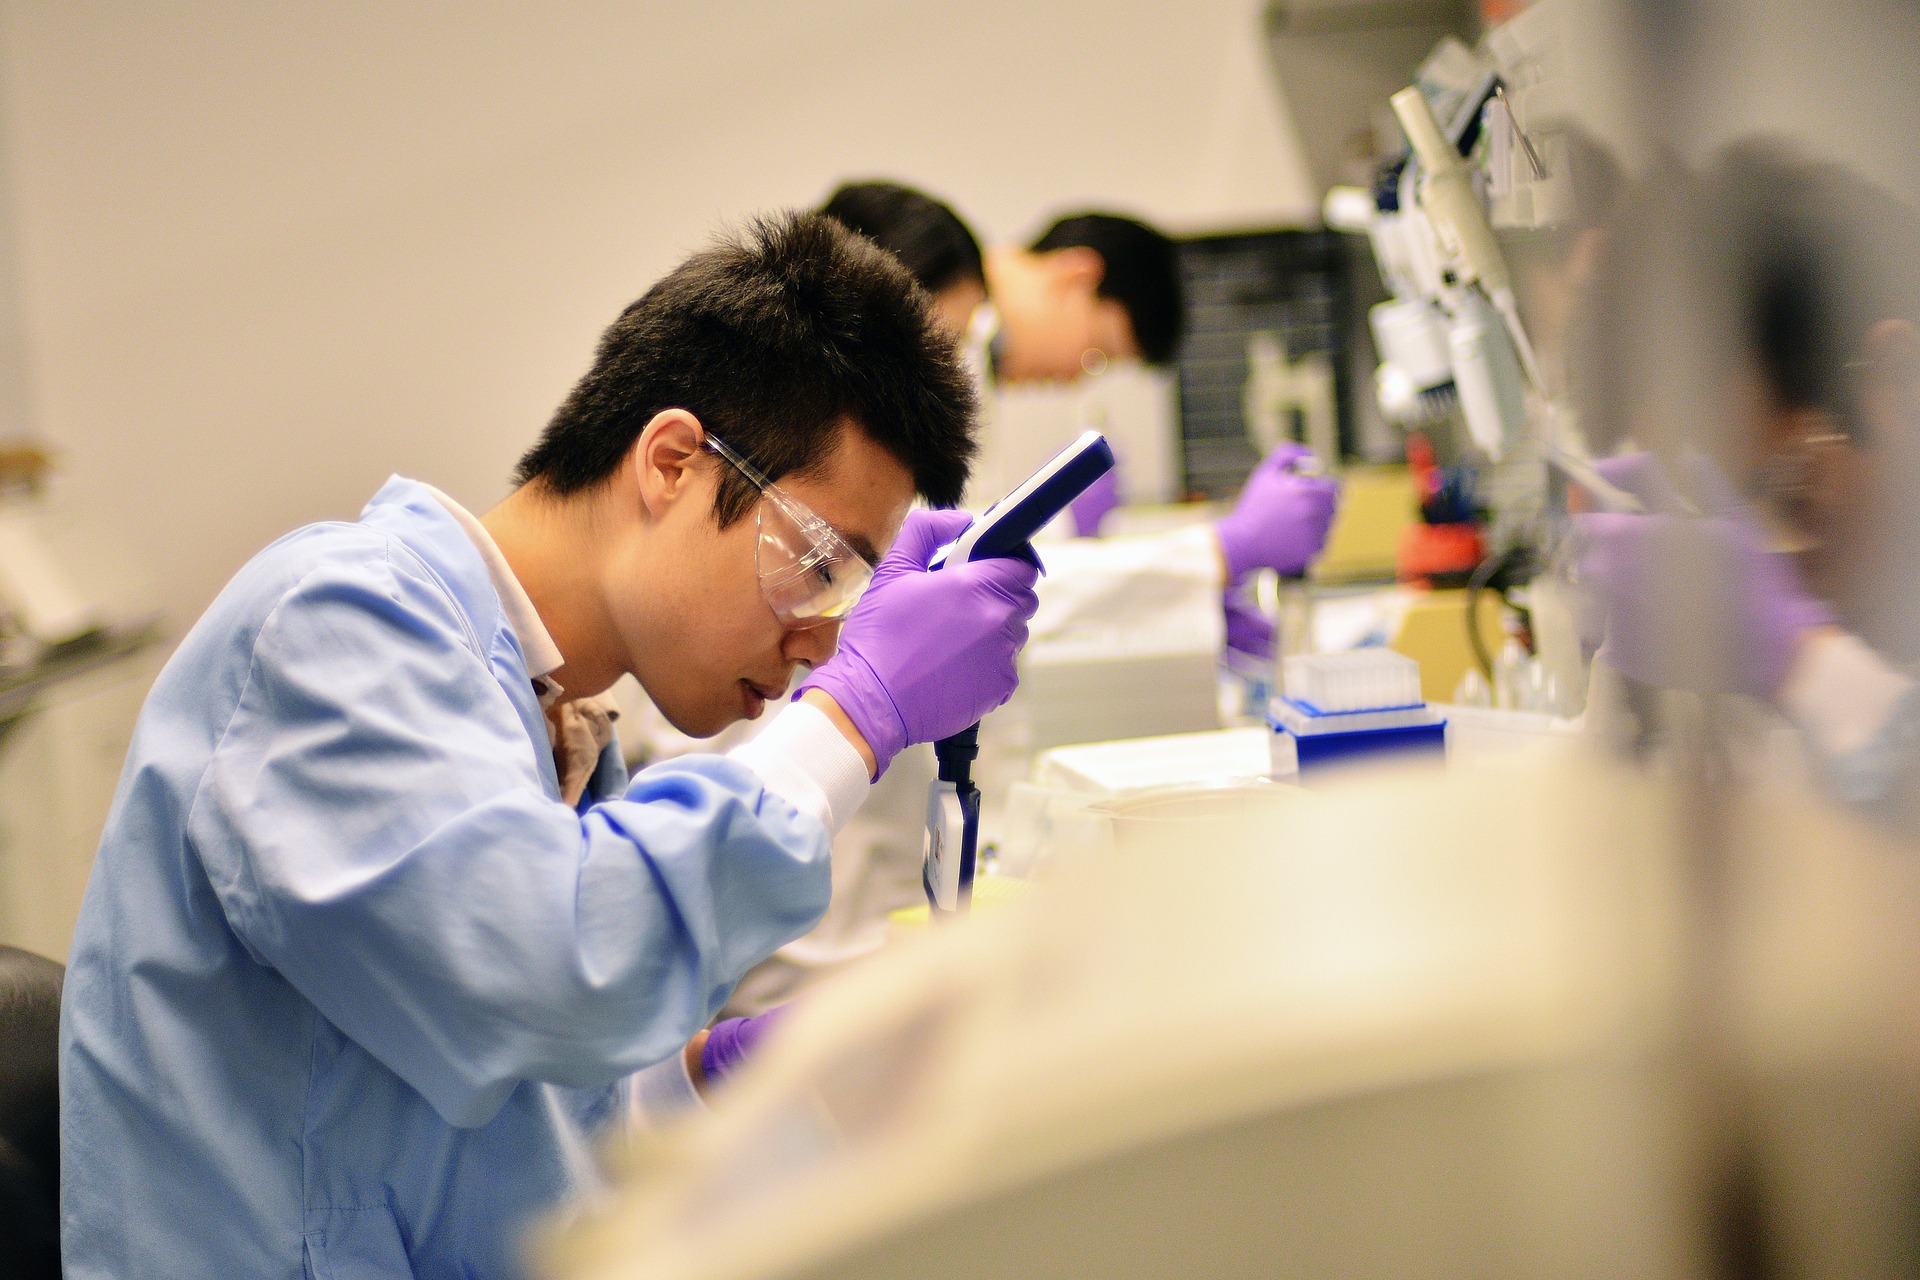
[923,430,1116,915]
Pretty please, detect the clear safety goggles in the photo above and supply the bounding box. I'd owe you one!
[705,433,875,628]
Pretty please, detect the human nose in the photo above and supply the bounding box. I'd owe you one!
[782,618,843,667]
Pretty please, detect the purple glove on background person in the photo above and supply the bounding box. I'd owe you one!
[699,1007,788,1083]
[1214,444,1340,581]
[1222,581,1276,665]
[796,508,1040,777]
[1574,452,1833,698]
[1068,464,1121,538]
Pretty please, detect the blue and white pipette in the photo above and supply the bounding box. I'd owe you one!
[923,430,1115,915]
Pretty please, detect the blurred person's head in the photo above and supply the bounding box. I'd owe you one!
[986,212,1186,382]
[820,181,988,336]
[1582,142,1912,533]
[1580,142,1920,641]
[1703,145,1920,556]
[510,211,976,733]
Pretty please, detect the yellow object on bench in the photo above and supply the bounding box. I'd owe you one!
[887,873,1034,935]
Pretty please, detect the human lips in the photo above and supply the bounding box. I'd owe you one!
[740,677,786,717]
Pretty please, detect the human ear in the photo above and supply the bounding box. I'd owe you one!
[1045,245,1107,292]
[632,409,708,522]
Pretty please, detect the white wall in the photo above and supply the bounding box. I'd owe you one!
[0,0,1315,630]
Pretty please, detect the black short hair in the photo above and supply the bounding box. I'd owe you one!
[1705,142,1919,444]
[515,211,977,522]
[820,181,986,299]
[1577,142,1920,455]
[1030,212,1186,365]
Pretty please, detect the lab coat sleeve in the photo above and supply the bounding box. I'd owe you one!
[186,549,831,1128]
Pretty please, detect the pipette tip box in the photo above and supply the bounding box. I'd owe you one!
[1269,651,1445,776]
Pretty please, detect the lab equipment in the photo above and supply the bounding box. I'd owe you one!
[1444,287,1530,462]
[924,431,1115,915]
[1094,778,1313,861]
[1389,587,1506,704]
[1033,725,1275,794]
[1439,701,1584,764]
[1543,444,1646,515]
[1389,85,1543,398]
[704,433,874,627]
[1271,650,1445,775]
[1283,647,1423,712]
[1481,6,1581,231]
[1006,729,1290,878]
[549,753,1845,1280]
[1017,640,1223,753]
[1367,297,1458,428]
[795,508,1039,777]
[929,429,1114,569]
[1241,332,1338,465]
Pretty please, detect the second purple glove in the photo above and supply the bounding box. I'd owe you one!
[1215,445,1340,580]
[796,508,1041,777]
[1068,465,1121,538]
[1575,453,1833,697]
[700,1007,787,1083]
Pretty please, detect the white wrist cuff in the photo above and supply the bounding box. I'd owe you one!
[728,700,871,834]
[1781,630,1917,760]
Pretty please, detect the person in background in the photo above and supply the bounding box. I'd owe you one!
[1575,143,1920,829]
[820,179,1337,628]
[60,213,1040,1279]
[813,180,988,338]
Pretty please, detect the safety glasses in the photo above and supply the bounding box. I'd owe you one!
[704,433,875,628]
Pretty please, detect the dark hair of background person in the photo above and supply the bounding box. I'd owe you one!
[819,181,986,299]
[1705,141,1920,448]
[1576,141,1920,458]
[0,946,63,1280]
[515,211,978,524]
[1030,212,1187,366]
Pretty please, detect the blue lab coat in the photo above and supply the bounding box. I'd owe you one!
[59,478,832,1278]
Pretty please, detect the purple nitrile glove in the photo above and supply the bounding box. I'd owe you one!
[796,508,1040,777]
[1574,452,1833,698]
[1214,444,1341,581]
[700,1006,788,1083]
[1222,580,1276,664]
[1068,464,1121,538]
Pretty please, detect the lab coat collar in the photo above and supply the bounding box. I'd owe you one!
[413,482,569,702]
[357,477,568,705]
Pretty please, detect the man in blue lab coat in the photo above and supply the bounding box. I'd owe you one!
[59,212,1039,1278]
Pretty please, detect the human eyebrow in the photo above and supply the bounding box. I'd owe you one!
[838,529,880,565]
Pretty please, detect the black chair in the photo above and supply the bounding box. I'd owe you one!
[0,946,63,1280]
